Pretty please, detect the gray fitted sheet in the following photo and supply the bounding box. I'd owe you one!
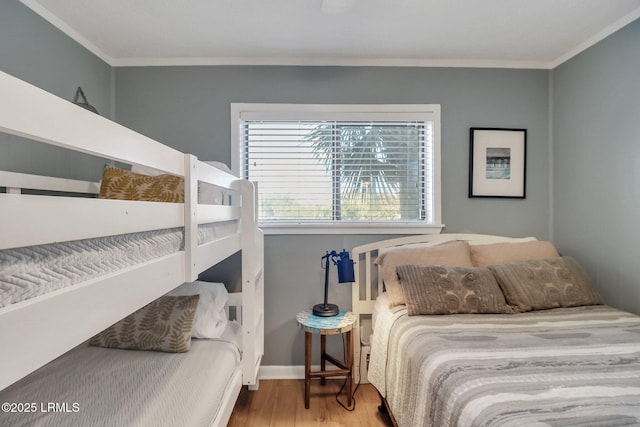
[0,337,241,427]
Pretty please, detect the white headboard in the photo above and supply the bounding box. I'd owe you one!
[349,233,536,383]
[350,233,536,318]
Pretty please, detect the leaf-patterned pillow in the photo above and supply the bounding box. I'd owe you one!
[99,165,184,203]
[89,295,199,353]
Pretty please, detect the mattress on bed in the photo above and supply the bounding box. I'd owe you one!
[0,220,239,308]
[198,220,239,245]
[369,299,640,427]
[0,337,241,427]
[0,228,184,308]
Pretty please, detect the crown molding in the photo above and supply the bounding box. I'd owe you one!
[20,0,115,65]
[21,1,640,70]
[111,55,551,69]
[549,6,640,68]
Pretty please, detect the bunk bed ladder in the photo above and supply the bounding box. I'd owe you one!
[236,179,265,390]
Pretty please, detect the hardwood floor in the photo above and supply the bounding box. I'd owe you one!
[228,379,394,426]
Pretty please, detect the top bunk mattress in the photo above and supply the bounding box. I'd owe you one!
[0,221,238,308]
[0,338,241,427]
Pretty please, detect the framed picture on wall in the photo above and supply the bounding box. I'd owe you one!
[469,127,527,198]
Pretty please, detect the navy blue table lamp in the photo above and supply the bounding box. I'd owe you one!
[312,250,355,317]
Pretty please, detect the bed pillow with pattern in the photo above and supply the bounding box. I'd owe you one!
[489,256,602,312]
[375,241,474,307]
[89,295,199,352]
[99,165,184,203]
[396,264,514,315]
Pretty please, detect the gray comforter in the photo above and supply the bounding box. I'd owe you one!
[369,302,640,426]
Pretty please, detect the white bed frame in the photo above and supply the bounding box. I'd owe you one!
[350,233,536,383]
[0,71,264,422]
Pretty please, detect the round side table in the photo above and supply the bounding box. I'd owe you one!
[296,310,357,409]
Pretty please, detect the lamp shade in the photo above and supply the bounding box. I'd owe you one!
[336,251,355,283]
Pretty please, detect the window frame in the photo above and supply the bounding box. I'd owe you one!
[230,103,443,235]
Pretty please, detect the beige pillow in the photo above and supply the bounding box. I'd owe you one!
[397,264,513,316]
[470,240,559,267]
[375,241,474,307]
[99,165,184,203]
[489,257,602,312]
[89,295,199,353]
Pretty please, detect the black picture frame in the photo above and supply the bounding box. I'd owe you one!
[469,127,527,198]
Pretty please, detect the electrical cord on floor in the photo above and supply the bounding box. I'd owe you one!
[335,375,360,411]
[334,333,362,411]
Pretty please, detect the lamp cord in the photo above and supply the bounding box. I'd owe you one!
[334,333,361,411]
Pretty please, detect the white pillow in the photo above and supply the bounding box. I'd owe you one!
[203,161,235,176]
[167,281,228,339]
[200,161,235,205]
[130,164,166,176]
[131,161,235,177]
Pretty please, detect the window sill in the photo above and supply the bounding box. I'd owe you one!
[259,222,445,235]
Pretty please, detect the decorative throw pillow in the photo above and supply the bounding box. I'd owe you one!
[375,241,474,307]
[396,264,514,316]
[89,295,199,353]
[470,240,559,267]
[99,165,184,203]
[131,161,233,205]
[489,256,602,312]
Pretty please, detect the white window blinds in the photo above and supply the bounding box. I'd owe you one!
[232,104,441,231]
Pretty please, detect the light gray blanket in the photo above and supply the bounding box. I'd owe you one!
[369,302,640,427]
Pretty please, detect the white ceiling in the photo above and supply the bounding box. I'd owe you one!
[22,0,640,69]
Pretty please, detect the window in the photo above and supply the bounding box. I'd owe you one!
[231,104,442,234]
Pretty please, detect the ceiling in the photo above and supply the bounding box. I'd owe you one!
[22,0,640,69]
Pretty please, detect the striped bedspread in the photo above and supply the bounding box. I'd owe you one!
[368,300,640,427]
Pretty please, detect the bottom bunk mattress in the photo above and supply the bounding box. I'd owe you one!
[0,336,241,427]
[369,295,640,427]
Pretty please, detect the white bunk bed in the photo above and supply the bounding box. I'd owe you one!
[0,71,264,425]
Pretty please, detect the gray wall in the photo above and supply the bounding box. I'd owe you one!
[115,66,551,365]
[552,19,640,314]
[14,0,631,368]
[0,1,112,181]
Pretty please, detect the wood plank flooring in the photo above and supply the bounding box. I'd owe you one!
[228,379,393,426]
